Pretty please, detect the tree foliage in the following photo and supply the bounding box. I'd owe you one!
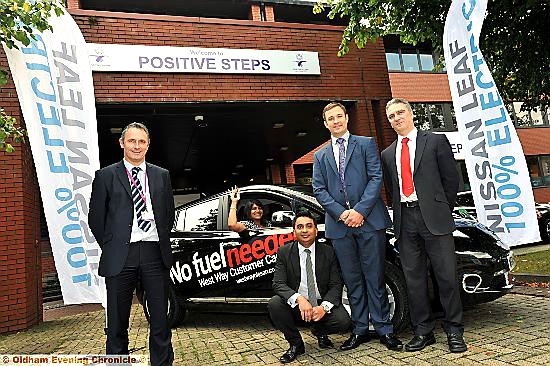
[315,0,549,111]
[0,0,63,152]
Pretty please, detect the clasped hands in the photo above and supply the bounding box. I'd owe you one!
[339,209,364,227]
[297,296,326,322]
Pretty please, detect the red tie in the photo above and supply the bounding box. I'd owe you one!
[401,137,414,197]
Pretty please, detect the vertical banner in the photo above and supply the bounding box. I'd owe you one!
[3,8,105,303]
[443,0,540,246]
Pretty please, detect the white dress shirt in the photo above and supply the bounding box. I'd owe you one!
[331,130,350,173]
[288,242,334,312]
[123,159,160,243]
[396,128,419,202]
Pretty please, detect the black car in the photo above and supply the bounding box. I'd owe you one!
[455,191,550,243]
[141,185,515,331]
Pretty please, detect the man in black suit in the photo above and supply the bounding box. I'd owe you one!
[268,211,351,363]
[381,98,467,353]
[89,122,175,365]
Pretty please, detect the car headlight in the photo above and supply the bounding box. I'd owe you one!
[507,252,516,271]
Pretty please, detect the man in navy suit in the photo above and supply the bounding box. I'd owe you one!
[381,98,466,353]
[312,102,402,351]
[89,122,175,365]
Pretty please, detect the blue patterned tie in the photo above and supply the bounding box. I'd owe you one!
[336,138,350,207]
[131,167,151,232]
[336,138,346,184]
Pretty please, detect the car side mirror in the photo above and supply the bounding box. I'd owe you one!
[271,210,295,227]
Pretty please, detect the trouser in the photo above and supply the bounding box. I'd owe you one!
[399,205,464,335]
[331,229,394,335]
[105,241,174,366]
[267,295,351,346]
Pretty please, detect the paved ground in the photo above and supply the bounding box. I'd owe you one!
[1,292,549,365]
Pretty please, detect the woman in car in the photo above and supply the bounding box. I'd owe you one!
[228,186,271,232]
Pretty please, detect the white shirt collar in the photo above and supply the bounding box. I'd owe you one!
[298,241,316,255]
[123,159,146,172]
[331,131,350,145]
[398,128,418,143]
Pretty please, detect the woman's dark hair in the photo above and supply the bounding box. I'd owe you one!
[244,199,267,224]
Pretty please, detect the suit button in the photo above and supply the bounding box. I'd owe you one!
[128,224,132,227]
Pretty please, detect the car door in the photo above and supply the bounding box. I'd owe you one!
[220,190,297,300]
[170,196,232,300]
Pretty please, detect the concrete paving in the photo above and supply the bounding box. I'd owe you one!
[1,292,549,365]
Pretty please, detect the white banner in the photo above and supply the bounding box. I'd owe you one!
[443,0,540,245]
[87,43,321,75]
[3,8,105,303]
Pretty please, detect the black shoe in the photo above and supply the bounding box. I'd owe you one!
[317,335,334,349]
[447,332,467,353]
[380,333,403,351]
[405,333,436,352]
[339,333,370,351]
[279,343,305,364]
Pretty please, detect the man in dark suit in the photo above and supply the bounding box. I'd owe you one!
[89,122,175,365]
[312,102,402,351]
[268,210,351,363]
[381,98,467,353]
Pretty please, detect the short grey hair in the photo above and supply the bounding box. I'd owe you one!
[120,122,150,141]
[386,98,413,112]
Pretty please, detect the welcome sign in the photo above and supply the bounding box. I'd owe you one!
[87,43,321,75]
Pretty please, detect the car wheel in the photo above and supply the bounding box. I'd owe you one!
[540,215,550,243]
[341,262,409,332]
[142,286,187,328]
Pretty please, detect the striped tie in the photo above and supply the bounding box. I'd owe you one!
[131,167,151,232]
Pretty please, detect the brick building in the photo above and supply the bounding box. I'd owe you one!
[1,0,549,333]
[0,0,395,333]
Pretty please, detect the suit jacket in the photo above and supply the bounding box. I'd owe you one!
[272,241,343,306]
[89,160,175,277]
[312,134,392,239]
[381,131,459,238]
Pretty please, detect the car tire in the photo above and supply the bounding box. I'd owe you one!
[341,262,409,332]
[142,286,187,328]
[540,215,550,243]
[384,262,409,332]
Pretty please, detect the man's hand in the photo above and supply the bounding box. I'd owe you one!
[344,209,364,227]
[312,306,326,322]
[297,296,313,322]
[339,209,351,222]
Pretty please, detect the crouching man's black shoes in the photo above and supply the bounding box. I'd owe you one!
[380,333,403,351]
[447,332,467,353]
[316,335,334,349]
[339,333,370,351]
[405,333,436,352]
[279,343,305,364]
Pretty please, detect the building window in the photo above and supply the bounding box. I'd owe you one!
[384,48,442,73]
[385,50,401,71]
[411,103,456,131]
[508,102,550,128]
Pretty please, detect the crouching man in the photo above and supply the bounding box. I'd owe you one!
[268,210,351,363]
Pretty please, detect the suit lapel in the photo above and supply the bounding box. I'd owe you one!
[388,140,399,185]
[145,163,158,197]
[344,135,357,171]
[414,131,428,174]
[324,142,339,176]
[314,244,325,290]
[289,242,301,287]
[115,160,132,198]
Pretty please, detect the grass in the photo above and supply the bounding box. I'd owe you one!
[512,249,550,275]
